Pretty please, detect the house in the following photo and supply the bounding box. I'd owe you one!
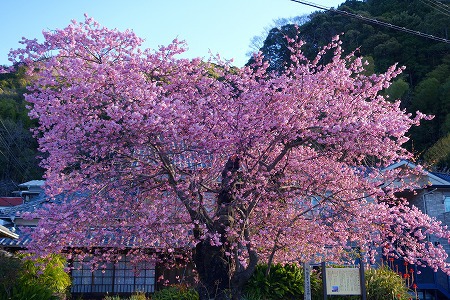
[12,180,45,202]
[386,160,450,299]
[0,180,190,298]
[0,197,22,239]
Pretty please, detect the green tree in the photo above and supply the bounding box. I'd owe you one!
[0,67,43,195]
[253,0,450,163]
[384,78,409,101]
[0,119,43,193]
[424,132,450,168]
[410,56,450,156]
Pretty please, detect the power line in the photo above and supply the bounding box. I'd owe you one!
[289,0,450,44]
[0,133,28,174]
[420,0,450,17]
[0,122,29,180]
[0,119,25,153]
[428,0,450,11]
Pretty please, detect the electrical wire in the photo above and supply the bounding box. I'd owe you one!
[0,119,26,153]
[0,136,27,174]
[0,127,29,180]
[420,0,450,17]
[428,0,450,11]
[289,0,450,44]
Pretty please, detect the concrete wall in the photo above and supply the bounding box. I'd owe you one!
[409,188,450,255]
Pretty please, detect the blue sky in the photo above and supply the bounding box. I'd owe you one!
[0,0,344,67]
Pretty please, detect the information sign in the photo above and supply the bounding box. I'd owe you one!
[325,268,361,295]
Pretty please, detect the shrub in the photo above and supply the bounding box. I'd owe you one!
[0,252,22,298]
[0,253,71,300]
[244,263,322,300]
[10,282,58,300]
[103,292,149,300]
[365,266,412,300]
[129,292,148,300]
[19,254,71,296]
[151,285,199,300]
[103,295,121,300]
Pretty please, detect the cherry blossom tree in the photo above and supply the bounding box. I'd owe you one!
[9,16,450,300]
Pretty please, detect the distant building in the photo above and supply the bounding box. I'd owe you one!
[388,161,450,299]
[0,180,163,298]
[0,196,23,239]
[12,180,45,202]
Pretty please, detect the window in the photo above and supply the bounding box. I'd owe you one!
[71,255,155,294]
[444,196,450,213]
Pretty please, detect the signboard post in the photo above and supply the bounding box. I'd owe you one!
[304,262,311,300]
[322,262,327,300]
[359,258,367,300]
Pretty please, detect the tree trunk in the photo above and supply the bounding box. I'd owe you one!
[194,239,232,300]
[193,233,258,300]
[194,199,235,299]
[192,155,257,300]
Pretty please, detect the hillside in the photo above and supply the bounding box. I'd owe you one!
[254,0,450,167]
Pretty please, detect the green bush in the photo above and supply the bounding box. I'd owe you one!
[0,253,71,300]
[151,285,199,300]
[365,266,412,300]
[244,263,322,300]
[10,282,57,300]
[104,295,121,300]
[19,254,71,296]
[130,292,148,300]
[0,253,22,298]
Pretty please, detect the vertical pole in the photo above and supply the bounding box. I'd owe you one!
[322,262,327,300]
[304,262,311,300]
[112,262,116,294]
[359,257,367,300]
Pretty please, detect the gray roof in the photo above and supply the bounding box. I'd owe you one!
[0,226,30,248]
[0,192,48,248]
[431,172,450,184]
[0,192,48,218]
[0,224,18,239]
[18,180,45,188]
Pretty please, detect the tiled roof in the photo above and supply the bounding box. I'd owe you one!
[0,193,48,217]
[430,172,450,184]
[0,196,45,247]
[18,180,45,188]
[0,226,157,249]
[0,224,19,239]
[0,225,31,248]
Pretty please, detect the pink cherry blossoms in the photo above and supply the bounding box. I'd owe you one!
[9,15,450,299]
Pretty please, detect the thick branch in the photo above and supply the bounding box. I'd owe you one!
[154,145,212,228]
[266,137,310,172]
[266,200,322,275]
[231,227,259,298]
